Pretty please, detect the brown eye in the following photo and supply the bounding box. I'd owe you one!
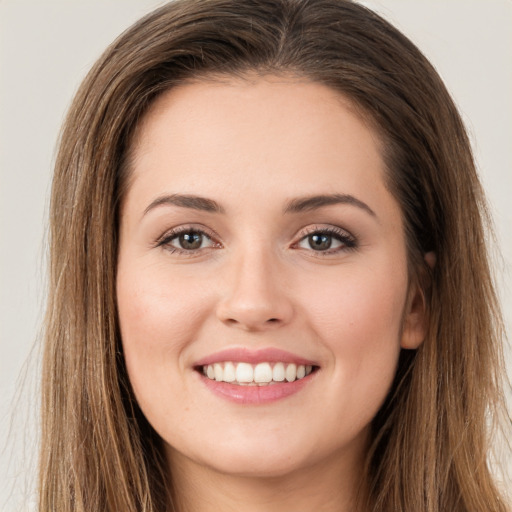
[308,233,332,251]
[178,231,203,250]
[158,229,216,253]
[296,227,357,254]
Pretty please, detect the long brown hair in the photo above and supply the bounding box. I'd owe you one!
[41,0,510,510]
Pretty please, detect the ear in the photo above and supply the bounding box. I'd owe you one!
[400,252,435,350]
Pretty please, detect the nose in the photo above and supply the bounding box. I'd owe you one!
[216,247,294,331]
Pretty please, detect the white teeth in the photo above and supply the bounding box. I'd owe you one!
[223,361,236,382]
[272,362,285,382]
[214,363,223,381]
[235,362,254,383]
[285,363,297,382]
[254,362,272,383]
[202,361,314,385]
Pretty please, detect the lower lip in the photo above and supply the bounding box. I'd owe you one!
[199,373,315,404]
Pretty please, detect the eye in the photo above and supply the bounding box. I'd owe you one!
[174,231,208,250]
[157,227,218,253]
[295,227,356,253]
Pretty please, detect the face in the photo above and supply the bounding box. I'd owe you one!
[117,76,426,480]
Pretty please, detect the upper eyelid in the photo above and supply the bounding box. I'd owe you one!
[292,224,358,252]
[295,224,355,240]
[156,224,220,247]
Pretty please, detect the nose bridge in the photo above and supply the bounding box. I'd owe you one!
[216,239,293,330]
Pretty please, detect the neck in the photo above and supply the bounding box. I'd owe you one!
[166,442,368,512]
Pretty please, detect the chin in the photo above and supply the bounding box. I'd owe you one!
[205,448,315,479]
[169,425,360,482]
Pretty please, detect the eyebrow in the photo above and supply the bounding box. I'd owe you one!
[143,194,225,216]
[284,194,376,217]
[143,192,376,218]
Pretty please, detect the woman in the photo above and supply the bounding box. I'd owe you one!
[40,0,510,510]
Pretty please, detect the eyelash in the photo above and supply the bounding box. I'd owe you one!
[155,225,357,256]
[156,225,220,255]
[294,225,357,255]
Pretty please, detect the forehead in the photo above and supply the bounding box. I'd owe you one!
[130,75,383,159]
[127,76,388,201]
[139,74,363,124]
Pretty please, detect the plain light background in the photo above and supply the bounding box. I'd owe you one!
[1,0,511,509]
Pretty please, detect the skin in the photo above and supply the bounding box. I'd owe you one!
[116,76,427,511]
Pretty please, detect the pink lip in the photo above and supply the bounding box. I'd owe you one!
[194,347,317,367]
[193,347,319,405]
[198,372,316,404]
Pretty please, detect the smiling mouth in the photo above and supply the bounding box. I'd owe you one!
[198,361,317,386]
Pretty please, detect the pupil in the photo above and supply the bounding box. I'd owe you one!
[309,234,331,250]
[179,232,202,250]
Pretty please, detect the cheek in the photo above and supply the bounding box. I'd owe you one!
[116,264,216,446]
[300,259,407,415]
[116,261,211,400]
[118,261,208,345]
[304,261,408,349]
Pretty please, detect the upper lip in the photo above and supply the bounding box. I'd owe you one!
[194,347,318,367]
